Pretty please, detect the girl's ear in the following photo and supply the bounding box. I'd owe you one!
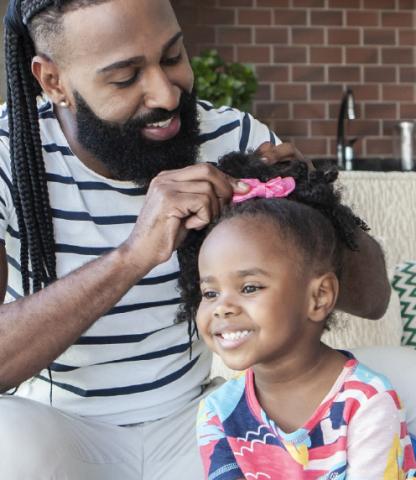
[307,272,339,323]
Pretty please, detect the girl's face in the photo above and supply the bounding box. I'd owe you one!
[196,216,317,372]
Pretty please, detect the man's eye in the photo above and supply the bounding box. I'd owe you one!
[111,72,139,88]
[201,290,218,300]
[162,54,182,66]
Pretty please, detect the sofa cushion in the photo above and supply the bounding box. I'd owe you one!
[392,261,416,349]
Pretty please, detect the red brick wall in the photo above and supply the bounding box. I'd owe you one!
[172,0,416,159]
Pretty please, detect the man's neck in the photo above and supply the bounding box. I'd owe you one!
[54,103,114,179]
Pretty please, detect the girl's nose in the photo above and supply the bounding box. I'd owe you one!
[213,301,241,319]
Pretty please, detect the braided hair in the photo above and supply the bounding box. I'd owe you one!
[176,152,369,352]
[4,0,108,294]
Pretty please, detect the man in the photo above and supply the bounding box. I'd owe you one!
[0,0,390,478]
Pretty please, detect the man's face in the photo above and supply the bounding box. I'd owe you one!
[56,0,198,184]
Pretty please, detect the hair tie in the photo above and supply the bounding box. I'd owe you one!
[232,177,296,204]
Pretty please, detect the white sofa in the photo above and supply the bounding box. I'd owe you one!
[211,171,416,433]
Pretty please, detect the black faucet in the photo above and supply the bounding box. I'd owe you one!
[336,88,356,170]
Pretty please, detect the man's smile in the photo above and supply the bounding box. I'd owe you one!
[141,114,181,141]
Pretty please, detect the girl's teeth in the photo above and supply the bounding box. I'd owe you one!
[221,330,250,341]
[147,118,173,129]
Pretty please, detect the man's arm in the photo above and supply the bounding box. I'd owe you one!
[0,163,243,392]
[257,142,390,319]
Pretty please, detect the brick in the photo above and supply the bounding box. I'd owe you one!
[218,27,252,44]
[346,11,379,27]
[182,26,216,45]
[383,85,413,102]
[237,46,270,63]
[256,103,290,119]
[365,103,397,119]
[398,0,415,7]
[311,84,343,100]
[310,47,343,64]
[400,104,416,120]
[255,27,288,44]
[292,66,325,82]
[257,0,289,5]
[311,11,343,26]
[399,30,416,46]
[293,0,325,6]
[311,120,337,136]
[363,0,395,8]
[400,67,416,83]
[293,103,326,119]
[353,85,380,101]
[364,66,396,83]
[239,9,272,25]
[273,46,307,64]
[348,120,380,136]
[273,120,309,137]
[346,47,379,64]
[274,84,308,101]
[382,12,414,28]
[293,138,328,156]
[198,8,235,25]
[366,138,392,156]
[328,0,360,6]
[274,9,307,26]
[256,65,289,82]
[382,48,414,65]
[219,0,253,5]
[329,66,361,83]
[254,83,272,101]
[292,28,325,45]
[363,29,395,45]
[328,28,360,45]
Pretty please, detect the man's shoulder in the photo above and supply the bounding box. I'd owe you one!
[197,99,244,129]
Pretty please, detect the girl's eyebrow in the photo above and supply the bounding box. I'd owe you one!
[200,268,270,284]
[236,268,270,278]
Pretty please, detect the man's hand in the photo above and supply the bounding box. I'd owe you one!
[124,163,249,270]
[256,141,315,171]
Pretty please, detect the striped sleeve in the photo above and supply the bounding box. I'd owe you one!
[239,111,281,153]
[0,137,13,243]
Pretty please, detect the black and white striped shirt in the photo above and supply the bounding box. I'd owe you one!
[0,98,280,424]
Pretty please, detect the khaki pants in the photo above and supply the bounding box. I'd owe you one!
[0,379,223,480]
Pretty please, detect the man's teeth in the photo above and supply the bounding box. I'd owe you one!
[146,118,173,129]
[221,330,250,341]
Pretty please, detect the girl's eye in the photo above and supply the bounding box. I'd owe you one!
[162,53,182,66]
[111,71,139,88]
[242,285,262,294]
[201,290,218,300]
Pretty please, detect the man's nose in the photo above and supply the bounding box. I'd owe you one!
[142,66,180,112]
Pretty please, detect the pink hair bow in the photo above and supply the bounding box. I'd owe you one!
[232,177,296,204]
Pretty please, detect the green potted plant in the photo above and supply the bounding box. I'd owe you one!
[191,49,258,112]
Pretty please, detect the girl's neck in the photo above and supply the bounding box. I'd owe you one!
[253,344,348,434]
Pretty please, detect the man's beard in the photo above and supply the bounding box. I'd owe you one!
[74,89,200,186]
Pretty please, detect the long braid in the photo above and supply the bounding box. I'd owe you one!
[5,0,57,294]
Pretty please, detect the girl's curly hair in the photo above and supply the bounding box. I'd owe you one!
[176,152,368,353]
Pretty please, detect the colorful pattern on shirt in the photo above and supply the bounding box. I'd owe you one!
[197,358,416,479]
[0,98,279,425]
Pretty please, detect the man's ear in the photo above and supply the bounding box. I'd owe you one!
[31,55,70,107]
[307,272,339,323]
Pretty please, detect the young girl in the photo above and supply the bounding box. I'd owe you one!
[177,153,416,479]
